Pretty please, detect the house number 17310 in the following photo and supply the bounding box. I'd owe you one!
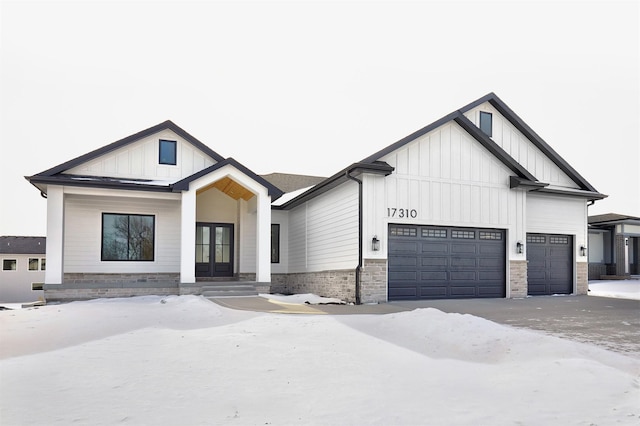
[387,208,417,218]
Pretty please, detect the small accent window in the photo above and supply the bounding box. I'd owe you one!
[479,111,492,137]
[41,258,46,271]
[390,226,417,237]
[29,258,39,271]
[422,228,447,238]
[2,259,16,271]
[271,224,280,264]
[159,139,177,165]
[102,213,155,261]
[32,283,44,291]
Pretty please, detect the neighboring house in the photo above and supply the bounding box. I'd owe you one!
[27,93,606,303]
[588,214,640,279]
[0,236,46,302]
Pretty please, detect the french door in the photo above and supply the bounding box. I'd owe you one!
[195,223,234,277]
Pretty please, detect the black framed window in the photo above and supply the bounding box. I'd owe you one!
[2,259,16,271]
[479,111,492,137]
[29,258,39,271]
[159,139,177,165]
[102,213,155,261]
[271,224,280,263]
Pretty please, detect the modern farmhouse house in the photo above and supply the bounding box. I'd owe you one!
[0,236,46,303]
[27,93,606,303]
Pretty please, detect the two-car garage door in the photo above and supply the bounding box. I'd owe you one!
[388,225,506,300]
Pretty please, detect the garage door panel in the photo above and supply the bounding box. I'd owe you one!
[388,225,505,300]
[390,256,418,267]
[421,271,448,280]
[422,242,449,253]
[451,244,477,254]
[421,257,448,267]
[451,257,477,268]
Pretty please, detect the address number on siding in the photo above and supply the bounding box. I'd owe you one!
[387,208,417,218]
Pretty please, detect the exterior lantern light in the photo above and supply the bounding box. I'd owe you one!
[516,241,524,254]
[580,245,587,257]
[372,235,380,251]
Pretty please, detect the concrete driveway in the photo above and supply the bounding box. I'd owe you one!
[213,295,640,357]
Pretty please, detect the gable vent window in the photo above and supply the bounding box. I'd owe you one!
[159,139,177,165]
[479,111,492,137]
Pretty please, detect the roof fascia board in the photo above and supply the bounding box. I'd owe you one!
[26,175,175,193]
[453,113,538,181]
[464,94,599,193]
[172,158,284,200]
[532,186,607,200]
[36,120,225,177]
[276,162,394,210]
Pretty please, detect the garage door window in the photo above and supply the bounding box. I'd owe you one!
[422,228,447,238]
[550,236,569,244]
[527,235,545,244]
[479,231,502,240]
[390,226,417,237]
[452,230,475,239]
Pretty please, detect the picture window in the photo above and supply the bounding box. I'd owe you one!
[271,224,280,264]
[102,213,155,261]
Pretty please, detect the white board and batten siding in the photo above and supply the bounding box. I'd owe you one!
[287,181,359,273]
[64,194,181,273]
[66,129,216,181]
[365,121,526,258]
[464,103,578,189]
[526,193,588,262]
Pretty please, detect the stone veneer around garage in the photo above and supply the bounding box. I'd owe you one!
[271,269,356,303]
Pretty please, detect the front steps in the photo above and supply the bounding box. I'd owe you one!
[200,281,259,298]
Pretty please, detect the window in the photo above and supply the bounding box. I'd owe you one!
[389,226,417,237]
[2,259,16,271]
[102,213,155,261]
[159,139,177,165]
[41,258,46,271]
[29,258,39,271]
[422,228,447,238]
[452,230,475,239]
[479,111,492,137]
[479,231,502,240]
[527,235,546,244]
[271,224,280,263]
[550,236,569,245]
[32,283,44,291]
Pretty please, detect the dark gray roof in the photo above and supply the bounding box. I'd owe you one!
[588,213,640,225]
[0,236,46,254]
[260,173,326,193]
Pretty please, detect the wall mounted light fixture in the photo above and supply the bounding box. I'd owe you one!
[516,241,524,254]
[580,245,587,257]
[372,235,380,251]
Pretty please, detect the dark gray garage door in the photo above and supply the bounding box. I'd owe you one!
[388,225,506,300]
[526,233,573,295]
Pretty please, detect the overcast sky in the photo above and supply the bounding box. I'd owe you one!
[1,0,638,236]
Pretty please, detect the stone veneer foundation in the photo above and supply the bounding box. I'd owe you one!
[576,262,588,295]
[509,260,528,298]
[360,259,387,303]
[271,269,356,303]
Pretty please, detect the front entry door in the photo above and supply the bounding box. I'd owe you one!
[196,223,234,277]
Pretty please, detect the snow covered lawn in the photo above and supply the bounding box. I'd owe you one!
[1,296,638,425]
[589,279,640,300]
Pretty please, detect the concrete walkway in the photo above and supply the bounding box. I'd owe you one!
[211,295,640,357]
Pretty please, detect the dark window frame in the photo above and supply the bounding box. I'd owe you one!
[101,213,155,261]
[271,224,280,264]
[479,111,493,137]
[159,139,177,165]
[2,259,16,271]
[28,258,39,271]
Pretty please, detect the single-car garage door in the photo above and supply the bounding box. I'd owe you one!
[526,233,573,295]
[388,225,506,300]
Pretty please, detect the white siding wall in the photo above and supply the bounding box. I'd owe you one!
[527,193,588,262]
[287,181,359,273]
[66,129,216,181]
[239,198,257,274]
[464,103,578,189]
[64,194,181,273]
[368,121,525,258]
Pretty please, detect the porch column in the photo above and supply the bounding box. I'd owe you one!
[180,189,196,284]
[45,185,64,285]
[256,191,271,283]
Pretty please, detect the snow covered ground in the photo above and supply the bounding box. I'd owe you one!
[589,278,640,300]
[1,295,638,425]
